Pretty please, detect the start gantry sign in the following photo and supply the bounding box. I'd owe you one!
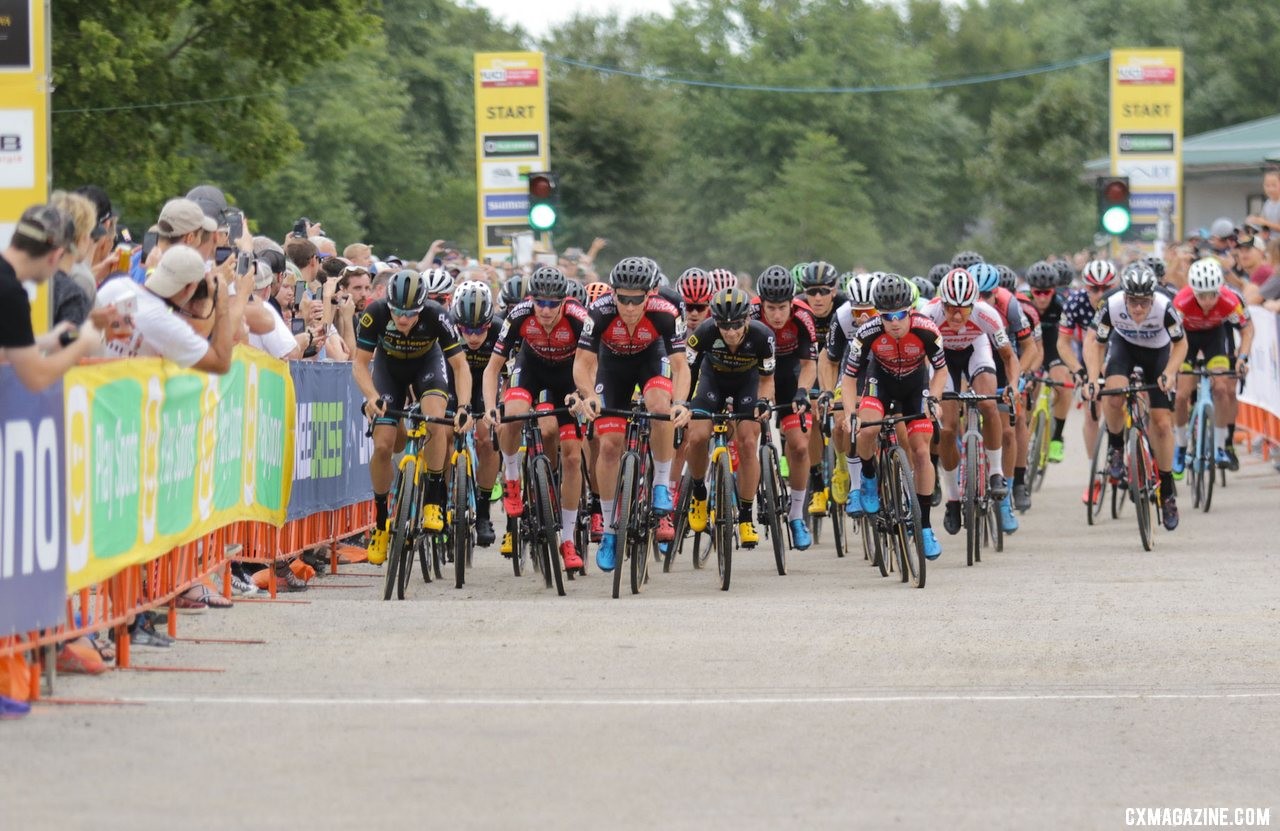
[1109,48,1183,243]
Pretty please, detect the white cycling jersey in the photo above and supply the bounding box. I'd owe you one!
[1092,291,1184,350]
[921,298,1011,351]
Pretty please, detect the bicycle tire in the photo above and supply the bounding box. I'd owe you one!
[760,444,787,576]
[1187,407,1203,510]
[831,493,847,559]
[1110,427,1129,521]
[626,457,651,595]
[861,514,887,577]
[385,461,416,601]
[713,451,734,591]
[453,453,472,589]
[1201,402,1216,512]
[1085,427,1106,525]
[888,445,925,588]
[613,452,639,599]
[574,464,592,577]
[529,456,563,593]
[665,473,693,572]
[1131,430,1153,551]
[1028,408,1048,493]
[964,433,979,567]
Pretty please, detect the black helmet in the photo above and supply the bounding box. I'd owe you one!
[1053,260,1076,287]
[872,273,914,312]
[927,263,950,287]
[910,276,935,301]
[500,274,528,308]
[529,265,568,300]
[1141,255,1166,280]
[450,280,493,327]
[565,278,587,304]
[995,264,1018,292]
[610,256,656,291]
[950,250,984,270]
[1026,261,1057,290]
[756,265,794,303]
[388,269,427,311]
[1121,263,1157,297]
[710,287,753,322]
[799,260,839,289]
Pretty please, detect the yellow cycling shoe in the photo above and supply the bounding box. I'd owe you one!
[500,531,514,557]
[423,504,445,532]
[831,464,850,504]
[366,526,390,565]
[688,497,709,533]
[738,521,759,548]
[808,489,829,517]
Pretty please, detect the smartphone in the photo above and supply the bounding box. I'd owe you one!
[227,209,245,243]
[141,230,158,262]
[293,218,309,238]
[236,250,253,277]
[214,245,235,265]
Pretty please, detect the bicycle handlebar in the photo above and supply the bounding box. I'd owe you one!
[855,412,927,430]
[1096,384,1161,397]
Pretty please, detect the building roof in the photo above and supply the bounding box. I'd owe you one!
[1085,112,1280,174]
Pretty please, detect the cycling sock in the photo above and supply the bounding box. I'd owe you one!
[986,447,1003,477]
[590,493,601,512]
[561,508,578,533]
[502,452,521,481]
[1052,417,1066,441]
[600,499,615,529]
[1014,466,1026,487]
[788,489,806,521]
[426,471,445,505]
[1214,426,1228,450]
[809,465,824,490]
[1160,470,1175,498]
[738,500,753,523]
[861,455,877,480]
[652,458,672,489]
[691,478,707,500]
[1226,423,1236,448]
[1174,425,1188,447]
[374,492,389,527]
[939,466,959,502]
[1108,429,1125,451]
[918,498,932,529]
[845,454,862,484]
[475,486,491,519]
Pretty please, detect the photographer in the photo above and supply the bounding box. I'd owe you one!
[244,256,302,361]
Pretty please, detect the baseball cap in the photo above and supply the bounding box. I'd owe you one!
[146,245,207,298]
[185,184,229,226]
[156,198,217,236]
[13,204,74,250]
[1209,218,1237,239]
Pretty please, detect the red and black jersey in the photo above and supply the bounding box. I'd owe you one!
[1172,285,1251,332]
[578,294,685,356]
[1015,293,1043,341]
[794,292,848,346]
[843,312,945,379]
[493,299,590,365]
[750,299,818,364]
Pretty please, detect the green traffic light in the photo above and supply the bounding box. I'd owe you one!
[529,203,557,231]
[1101,205,1131,235]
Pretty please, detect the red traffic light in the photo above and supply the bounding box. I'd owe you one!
[528,173,556,199]
[1103,180,1129,202]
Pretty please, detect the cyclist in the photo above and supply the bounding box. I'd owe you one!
[684,287,776,547]
[566,278,588,305]
[1057,259,1119,489]
[821,271,880,505]
[573,257,691,572]
[752,265,818,549]
[483,266,591,571]
[421,267,454,307]
[581,278,613,541]
[499,273,529,313]
[924,268,1021,538]
[585,280,612,305]
[793,261,848,515]
[841,273,948,559]
[1171,258,1253,474]
[679,267,714,331]
[1082,263,1187,531]
[951,250,984,271]
[449,280,501,547]
[911,276,936,306]
[926,263,951,288]
[1025,260,1073,463]
[355,269,473,565]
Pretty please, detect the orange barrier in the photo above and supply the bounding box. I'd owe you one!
[1236,402,1280,460]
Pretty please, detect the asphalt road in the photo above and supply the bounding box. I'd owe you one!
[5,436,1278,829]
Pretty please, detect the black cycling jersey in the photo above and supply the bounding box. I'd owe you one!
[685,318,776,377]
[357,299,462,360]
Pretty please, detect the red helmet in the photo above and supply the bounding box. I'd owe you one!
[585,280,613,305]
[1081,259,1117,289]
[678,268,713,305]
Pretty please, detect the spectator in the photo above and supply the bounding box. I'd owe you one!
[1207,218,1238,256]
[334,264,371,354]
[1243,236,1280,309]
[1,204,116,391]
[1233,231,1272,287]
[368,264,392,303]
[300,279,350,361]
[1245,168,1280,235]
[311,235,338,259]
[285,237,321,294]
[148,198,218,268]
[47,190,96,323]
[245,261,302,361]
[72,185,119,285]
[344,243,373,267]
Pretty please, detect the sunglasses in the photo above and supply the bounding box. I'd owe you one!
[715,318,747,330]
[1031,288,1055,297]
[340,266,369,277]
[942,303,972,313]
[533,297,563,309]
[1086,285,1107,294]
[459,323,491,336]
[1125,296,1153,306]
[685,303,709,313]
[614,293,647,306]
[389,306,421,318]
[880,309,911,322]
[804,287,833,296]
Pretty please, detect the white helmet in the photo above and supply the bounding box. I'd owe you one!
[1186,258,1224,294]
[938,268,979,307]
[845,272,879,307]
[421,267,454,297]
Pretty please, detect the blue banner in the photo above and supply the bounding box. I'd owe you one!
[0,367,66,636]
[286,362,374,521]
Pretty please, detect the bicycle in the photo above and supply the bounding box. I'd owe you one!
[674,401,752,591]
[757,403,807,577]
[1096,369,1162,551]
[942,391,1010,567]
[807,400,849,559]
[372,406,431,600]
[852,409,927,588]
[1182,364,1236,513]
[1025,372,1074,494]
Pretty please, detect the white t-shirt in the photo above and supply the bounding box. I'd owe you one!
[247,300,297,360]
[95,279,210,368]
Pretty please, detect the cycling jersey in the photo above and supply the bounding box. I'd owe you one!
[1093,291,1184,350]
[578,295,685,357]
[749,301,818,364]
[1171,286,1250,332]
[1058,288,1110,343]
[357,299,462,361]
[984,287,1034,344]
[794,292,848,348]
[826,303,877,365]
[920,298,1011,351]
[1032,293,1064,343]
[686,319,776,377]
[494,298,590,365]
[1016,294,1042,340]
[653,284,686,316]
[843,314,946,379]
[448,315,501,414]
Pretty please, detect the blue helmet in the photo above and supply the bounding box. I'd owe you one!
[967,262,1000,294]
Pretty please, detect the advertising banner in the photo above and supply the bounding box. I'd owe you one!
[1110,49,1184,241]
[1239,308,1280,420]
[63,347,295,592]
[0,367,66,636]
[287,361,373,521]
[474,51,549,263]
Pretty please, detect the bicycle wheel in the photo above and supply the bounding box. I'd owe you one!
[888,446,925,588]
[529,456,564,594]
[1200,403,1216,513]
[712,451,734,591]
[574,468,592,577]
[1028,407,1048,493]
[759,444,787,576]
[665,473,693,572]
[613,452,639,599]
[963,434,979,567]
[452,454,472,589]
[830,493,847,559]
[1085,427,1106,525]
[1130,430,1153,551]
[385,462,416,601]
[860,514,888,577]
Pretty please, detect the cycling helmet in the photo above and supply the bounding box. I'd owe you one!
[529,265,568,299]
[872,273,914,312]
[938,268,980,307]
[1026,261,1058,290]
[1120,263,1157,297]
[1186,258,1224,293]
[756,265,795,303]
[845,272,879,308]
[585,280,612,304]
[500,274,529,308]
[790,262,809,289]
[1141,254,1167,280]
[1081,259,1117,289]
[610,256,656,290]
[910,276,935,301]
[950,250,984,270]
[708,268,738,293]
[639,257,661,288]
[566,278,587,304]
[799,260,839,289]
[967,262,1001,294]
[995,264,1018,292]
[421,267,454,297]
[709,287,753,322]
[1053,259,1076,287]
[388,269,428,311]
[927,263,951,287]
[450,281,493,327]
[678,268,713,305]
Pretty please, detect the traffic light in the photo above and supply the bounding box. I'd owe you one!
[527,171,558,231]
[1096,176,1132,236]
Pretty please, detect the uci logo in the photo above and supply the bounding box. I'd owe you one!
[65,383,92,575]
[139,376,163,543]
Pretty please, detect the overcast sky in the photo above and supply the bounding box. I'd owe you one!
[474,0,676,39]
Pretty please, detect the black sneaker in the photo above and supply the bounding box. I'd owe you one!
[943,500,962,536]
[1161,495,1179,531]
[988,473,1008,500]
[130,613,173,648]
[475,517,496,547]
[1224,445,1240,472]
[274,561,309,592]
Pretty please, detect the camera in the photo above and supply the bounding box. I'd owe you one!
[292,217,309,238]
[236,250,253,277]
[227,208,245,243]
[214,245,235,265]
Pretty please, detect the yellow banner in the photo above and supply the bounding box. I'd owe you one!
[473,51,550,263]
[64,347,295,592]
[0,1,51,333]
[1109,48,1184,241]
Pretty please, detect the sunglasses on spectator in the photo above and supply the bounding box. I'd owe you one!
[533,297,564,309]
[715,318,747,330]
[389,305,421,318]
[880,309,911,322]
[1031,288,1056,297]
[804,287,833,296]
[614,292,647,306]
[685,303,709,313]
[459,323,491,336]
[341,266,369,278]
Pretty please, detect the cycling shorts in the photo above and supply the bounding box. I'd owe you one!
[1180,328,1228,371]
[691,369,759,418]
[1040,329,1062,369]
[447,365,485,418]
[373,347,449,425]
[943,338,996,393]
[771,357,812,431]
[1103,339,1172,410]
[506,353,578,429]
[595,345,672,411]
[858,362,933,434]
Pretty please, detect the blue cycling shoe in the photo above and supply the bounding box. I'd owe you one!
[596,533,617,572]
[789,518,812,550]
[652,484,673,514]
[859,476,880,514]
[922,528,942,560]
[999,495,1019,534]
[846,490,865,517]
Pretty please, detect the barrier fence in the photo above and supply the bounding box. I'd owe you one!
[1236,306,1280,457]
[1,352,375,698]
